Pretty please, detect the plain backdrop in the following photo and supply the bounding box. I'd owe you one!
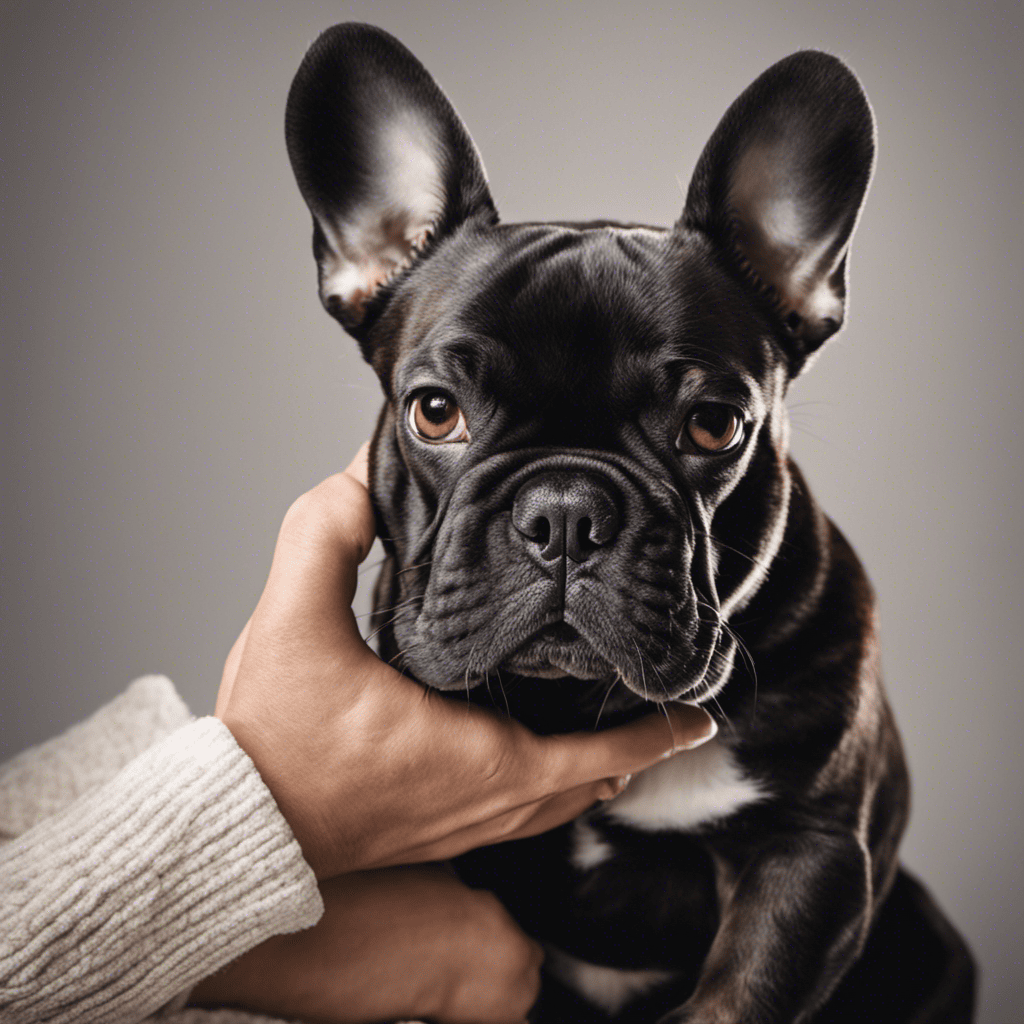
[2,1,1021,1020]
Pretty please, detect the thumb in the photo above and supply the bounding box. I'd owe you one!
[540,704,718,793]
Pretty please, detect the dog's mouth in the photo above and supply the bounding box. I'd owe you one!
[502,622,616,681]
[488,616,730,734]
[487,623,651,733]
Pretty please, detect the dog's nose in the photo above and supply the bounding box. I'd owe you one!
[511,471,620,563]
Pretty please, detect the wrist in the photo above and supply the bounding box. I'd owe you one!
[218,706,349,879]
[189,933,291,1011]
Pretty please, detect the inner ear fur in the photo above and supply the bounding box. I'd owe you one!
[285,23,496,335]
[681,51,875,372]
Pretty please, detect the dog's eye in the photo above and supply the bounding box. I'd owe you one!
[408,390,470,444]
[682,404,745,454]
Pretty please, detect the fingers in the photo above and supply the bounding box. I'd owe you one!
[538,704,717,792]
[343,441,370,487]
[216,616,252,718]
[216,442,374,717]
[281,471,376,570]
[261,448,377,616]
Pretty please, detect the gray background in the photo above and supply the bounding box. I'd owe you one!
[2,0,1020,1019]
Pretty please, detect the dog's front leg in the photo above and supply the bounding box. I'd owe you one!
[660,829,870,1024]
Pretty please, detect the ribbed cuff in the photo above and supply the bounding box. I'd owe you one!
[0,716,324,1024]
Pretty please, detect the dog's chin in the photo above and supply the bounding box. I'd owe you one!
[501,623,616,681]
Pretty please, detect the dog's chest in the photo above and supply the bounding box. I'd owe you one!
[598,736,766,837]
[538,740,766,1014]
[568,738,766,873]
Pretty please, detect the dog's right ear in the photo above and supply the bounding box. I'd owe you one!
[285,24,496,338]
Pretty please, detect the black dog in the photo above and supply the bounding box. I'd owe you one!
[285,24,974,1024]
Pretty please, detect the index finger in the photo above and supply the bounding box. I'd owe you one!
[538,703,717,790]
[215,615,252,718]
[265,446,377,613]
[344,440,370,487]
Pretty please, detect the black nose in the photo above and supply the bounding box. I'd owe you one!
[511,471,620,563]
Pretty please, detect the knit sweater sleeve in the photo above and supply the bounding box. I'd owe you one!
[0,682,324,1024]
[0,676,194,839]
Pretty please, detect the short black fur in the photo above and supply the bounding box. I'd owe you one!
[286,24,974,1024]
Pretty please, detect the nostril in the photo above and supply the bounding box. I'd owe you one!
[534,517,551,548]
[577,517,594,552]
[512,470,621,563]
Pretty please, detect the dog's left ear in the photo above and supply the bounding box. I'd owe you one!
[681,51,874,373]
[285,23,496,337]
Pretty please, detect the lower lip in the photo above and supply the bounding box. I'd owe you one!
[502,642,614,681]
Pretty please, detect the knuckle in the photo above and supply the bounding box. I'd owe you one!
[278,476,372,560]
[516,960,544,1019]
[279,488,322,538]
[463,886,511,931]
[476,896,541,987]
[320,474,374,555]
[439,890,542,1023]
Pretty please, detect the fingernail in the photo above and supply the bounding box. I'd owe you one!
[661,707,718,757]
[676,713,718,751]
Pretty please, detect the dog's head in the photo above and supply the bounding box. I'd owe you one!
[285,24,873,712]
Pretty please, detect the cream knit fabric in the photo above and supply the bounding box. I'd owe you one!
[0,676,323,1024]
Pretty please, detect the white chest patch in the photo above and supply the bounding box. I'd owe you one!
[545,944,676,1015]
[570,819,616,870]
[604,737,767,832]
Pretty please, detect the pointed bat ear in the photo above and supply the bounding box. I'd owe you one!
[285,23,496,337]
[681,51,875,374]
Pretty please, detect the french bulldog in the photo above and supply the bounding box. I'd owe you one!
[284,23,975,1024]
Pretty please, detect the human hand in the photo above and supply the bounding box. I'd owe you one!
[215,445,716,879]
[190,864,542,1024]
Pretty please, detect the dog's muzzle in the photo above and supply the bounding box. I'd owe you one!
[387,448,728,702]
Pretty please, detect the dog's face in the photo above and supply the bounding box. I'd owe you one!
[286,25,873,709]
[359,228,789,706]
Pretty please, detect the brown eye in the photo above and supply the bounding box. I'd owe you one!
[409,390,470,444]
[683,404,745,453]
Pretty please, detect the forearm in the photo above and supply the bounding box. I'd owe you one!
[0,715,323,1024]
